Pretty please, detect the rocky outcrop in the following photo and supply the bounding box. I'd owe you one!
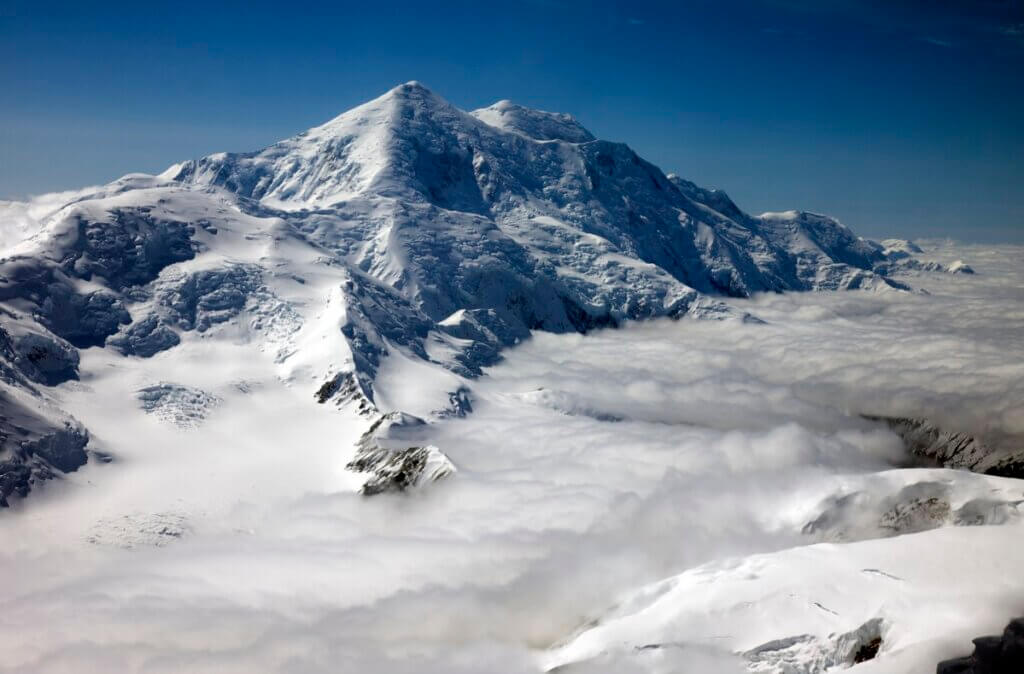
[803,480,1023,542]
[0,321,79,387]
[0,258,130,348]
[745,618,885,673]
[0,206,198,350]
[871,416,1024,478]
[315,371,376,416]
[345,412,456,495]
[0,323,90,507]
[0,398,89,507]
[876,258,976,275]
[937,617,1024,673]
[351,445,455,496]
[108,314,180,357]
[108,263,302,359]
[876,239,975,275]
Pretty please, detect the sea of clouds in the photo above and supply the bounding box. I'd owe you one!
[0,186,104,252]
[0,240,1021,673]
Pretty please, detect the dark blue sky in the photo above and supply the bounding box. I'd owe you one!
[2,0,1022,242]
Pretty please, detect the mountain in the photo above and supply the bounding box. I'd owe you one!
[0,82,915,503]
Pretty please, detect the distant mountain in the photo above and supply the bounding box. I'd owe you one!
[0,82,919,503]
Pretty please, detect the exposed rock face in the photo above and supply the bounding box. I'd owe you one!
[315,371,376,416]
[802,480,1023,542]
[0,206,197,349]
[0,196,211,504]
[58,210,196,290]
[109,264,301,360]
[1,322,79,386]
[0,323,90,507]
[876,258,976,275]
[937,617,1024,674]
[745,618,885,673]
[871,416,1024,478]
[876,239,975,275]
[0,402,89,507]
[108,314,180,357]
[346,412,456,495]
[352,445,455,496]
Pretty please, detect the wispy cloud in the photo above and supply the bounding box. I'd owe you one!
[1001,22,1024,40]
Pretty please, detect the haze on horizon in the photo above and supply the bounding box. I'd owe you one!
[1,0,1022,243]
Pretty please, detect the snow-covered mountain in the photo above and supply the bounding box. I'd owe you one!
[2,84,1023,674]
[0,82,946,503]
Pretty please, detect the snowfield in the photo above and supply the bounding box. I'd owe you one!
[0,82,1022,673]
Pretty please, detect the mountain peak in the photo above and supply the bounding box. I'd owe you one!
[470,99,595,143]
[381,80,442,102]
[395,79,428,91]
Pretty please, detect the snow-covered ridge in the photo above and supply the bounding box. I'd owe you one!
[469,99,596,142]
[0,82,972,505]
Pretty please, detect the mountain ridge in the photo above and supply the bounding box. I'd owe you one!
[0,81,920,503]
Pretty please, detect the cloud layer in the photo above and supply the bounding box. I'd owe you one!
[1,240,1022,673]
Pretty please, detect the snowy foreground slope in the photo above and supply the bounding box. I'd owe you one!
[0,83,1021,673]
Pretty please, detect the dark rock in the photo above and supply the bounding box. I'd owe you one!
[937,657,975,674]
[853,637,882,663]
[0,257,130,348]
[1002,618,1024,664]
[62,210,196,290]
[346,412,455,495]
[11,330,80,385]
[315,377,340,403]
[0,406,89,507]
[108,264,275,358]
[936,617,1024,673]
[0,460,31,508]
[438,386,473,418]
[108,315,180,357]
[22,424,89,473]
[314,371,375,415]
[161,266,261,332]
[41,287,130,348]
[744,618,884,672]
[868,415,1024,479]
[356,446,431,495]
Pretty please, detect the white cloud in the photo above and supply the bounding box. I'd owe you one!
[0,240,1022,673]
[0,186,103,255]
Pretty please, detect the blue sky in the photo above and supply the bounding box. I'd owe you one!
[2,0,1022,242]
